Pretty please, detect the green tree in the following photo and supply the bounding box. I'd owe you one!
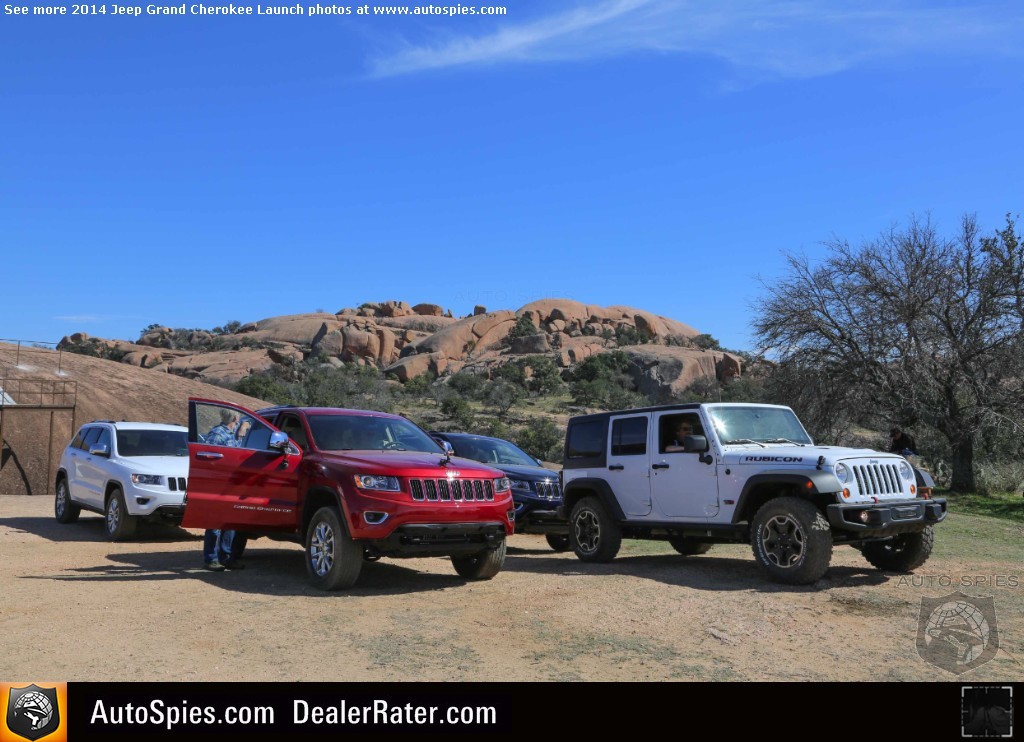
[482,379,523,417]
[514,418,564,462]
[505,314,539,343]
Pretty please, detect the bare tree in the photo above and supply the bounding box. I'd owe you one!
[755,214,1024,492]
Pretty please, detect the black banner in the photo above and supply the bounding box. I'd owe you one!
[56,681,1021,740]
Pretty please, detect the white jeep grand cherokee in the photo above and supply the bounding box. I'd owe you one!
[54,421,189,540]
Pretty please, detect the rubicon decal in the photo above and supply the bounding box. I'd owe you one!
[742,456,805,463]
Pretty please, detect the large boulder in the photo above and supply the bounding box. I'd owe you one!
[621,346,742,398]
[607,305,699,339]
[375,315,457,332]
[342,326,380,361]
[160,349,277,385]
[511,333,551,354]
[384,352,447,381]
[249,313,341,345]
[412,303,444,316]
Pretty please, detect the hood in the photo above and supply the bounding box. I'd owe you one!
[722,444,904,467]
[118,455,190,475]
[491,463,559,481]
[317,451,504,479]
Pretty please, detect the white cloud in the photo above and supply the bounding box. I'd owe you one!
[368,0,1023,79]
[54,315,102,322]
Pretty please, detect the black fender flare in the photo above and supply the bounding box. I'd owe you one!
[914,467,935,488]
[732,469,842,523]
[561,478,626,522]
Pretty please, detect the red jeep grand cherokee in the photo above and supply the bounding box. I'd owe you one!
[181,398,514,590]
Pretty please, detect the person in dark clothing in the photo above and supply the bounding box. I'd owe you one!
[889,427,917,456]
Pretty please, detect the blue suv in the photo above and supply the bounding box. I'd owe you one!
[430,432,569,551]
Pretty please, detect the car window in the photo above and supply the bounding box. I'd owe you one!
[92,428,112,453]
[69,428,86,450]
[306,414,441,452]
[116,429,188,457]
[457,438,536,466]
[611,416,647,456]
[279,415,309,451]
[566,420,605,459]
[78,427,102,451]
[660,413,704,453]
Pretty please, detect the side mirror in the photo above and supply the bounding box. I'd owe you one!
[535,457,544,466]
[682,435,708,453]
[440,440,454,454]
[268,431,290,454]
[89,444,110,458]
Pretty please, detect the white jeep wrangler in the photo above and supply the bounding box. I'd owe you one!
[560,403,946,584]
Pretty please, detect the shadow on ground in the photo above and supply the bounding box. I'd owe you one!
[1,515,196,543]
[18,542,481,598]
[502,549,890,592]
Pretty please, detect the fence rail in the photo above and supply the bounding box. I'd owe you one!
[0,338,66,375]
[0,376,77,408]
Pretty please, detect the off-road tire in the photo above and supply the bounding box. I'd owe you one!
[452,536,506,580]
[668,536,712,556]
[305,506,362,590]
[54,477,80,524]
[105,487,138,541]
[545,534,571,552]
[861,527,934,572]
[751,497,832,584]
[570,496,622,563]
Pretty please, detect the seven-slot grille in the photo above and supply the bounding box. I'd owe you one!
[535,480,561,500]
[166,477,187,492]
[851,463,902,496]
[409,478,494,502]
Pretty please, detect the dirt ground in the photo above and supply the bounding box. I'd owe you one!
[1,494,1021,682]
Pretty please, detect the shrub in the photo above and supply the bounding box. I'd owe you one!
[514,418,564,463]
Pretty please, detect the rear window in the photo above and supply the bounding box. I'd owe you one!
[566,420,606,459]
[117,429,188,457]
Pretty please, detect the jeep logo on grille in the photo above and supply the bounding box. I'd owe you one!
[445,470,460,479]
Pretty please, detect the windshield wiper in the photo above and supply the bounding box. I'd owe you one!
[764,438,806,446]
[724,438,766,447]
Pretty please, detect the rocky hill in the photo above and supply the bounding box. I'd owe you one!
[0,343,267,497]
[58,298,744,398]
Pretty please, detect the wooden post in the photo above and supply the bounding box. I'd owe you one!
[46,410,55,496]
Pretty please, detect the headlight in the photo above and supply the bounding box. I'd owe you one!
[494,477,511,492]
[131,474,163,485]
[834,463,850,484]
[353,474,401,492]
[898,461,913,480]
[508,479,532,491]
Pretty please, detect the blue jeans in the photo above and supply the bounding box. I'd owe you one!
[203,530,248,565]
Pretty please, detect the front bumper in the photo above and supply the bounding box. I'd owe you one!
[125,483,186,517]
[827,498,947,533]
[514,504,567,534]
[367,522,508,557]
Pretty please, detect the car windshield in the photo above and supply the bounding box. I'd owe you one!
[116,429,189,457]
[306,414,442,453]
[452,437,537,467]
[706,406,813,445]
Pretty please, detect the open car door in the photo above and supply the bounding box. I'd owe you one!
[182,398,302,533]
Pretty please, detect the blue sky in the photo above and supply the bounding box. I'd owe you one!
[2,0,1022,353]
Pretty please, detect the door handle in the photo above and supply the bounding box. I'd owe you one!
[652,463,670,470]
[196,451,224,460]
[608,464,624,471]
